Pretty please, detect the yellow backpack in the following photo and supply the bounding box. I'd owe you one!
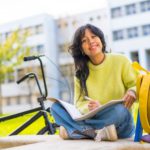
[132,62,150,133]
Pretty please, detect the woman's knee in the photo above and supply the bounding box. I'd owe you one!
[113,104,131,122]
[114,104,129,115]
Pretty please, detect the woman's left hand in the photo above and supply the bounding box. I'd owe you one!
[123,90,136,109]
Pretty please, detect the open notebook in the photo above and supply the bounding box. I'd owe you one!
[48,97,124,121]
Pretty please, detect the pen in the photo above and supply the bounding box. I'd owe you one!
[84,96,93,101]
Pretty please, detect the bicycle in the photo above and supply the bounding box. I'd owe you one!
[0,55,58,135]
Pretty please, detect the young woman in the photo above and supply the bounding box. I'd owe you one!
[51,24,138,141]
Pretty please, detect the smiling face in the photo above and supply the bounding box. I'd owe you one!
[81,28,103,60]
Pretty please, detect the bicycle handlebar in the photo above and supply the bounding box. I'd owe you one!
[16,55,47,97]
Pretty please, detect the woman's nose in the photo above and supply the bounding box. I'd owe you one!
[88,38,94,44]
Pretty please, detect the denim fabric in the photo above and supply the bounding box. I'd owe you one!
[51,103,135,139]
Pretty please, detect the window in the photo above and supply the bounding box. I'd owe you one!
[72,20,77,26]
[111,7,122,18]
[130,51,139,62]
[59,42,70,53]
[30,27,36,35]
[0,33,6,43]
[125,3,136,15]
[146,49,150,70]
[57,20,68,28]
[59,64,74,102]
[25,27,32,35]
[35,24,43,34]
[17,68,25,80]
[36,45,44,53]
[97,15,101,20]
[142,24,150,36]
[60,64,74,77]
[58,24,61,28]
[89,17,94,21]
[140,0,150,12]
[5,31,11,39]
[17,96,21,105]
[113,30,124,41]
[127,27,139,38]
[7,72,15,83]
[6,97,11,106]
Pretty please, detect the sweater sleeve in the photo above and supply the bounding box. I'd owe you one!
[122,57,139,92]
[74,77,89,114]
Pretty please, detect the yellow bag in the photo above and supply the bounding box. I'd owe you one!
[132,62,150,133]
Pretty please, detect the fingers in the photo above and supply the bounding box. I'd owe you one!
[88,100,100,111]
[123,90,136,109]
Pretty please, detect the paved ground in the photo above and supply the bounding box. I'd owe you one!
[0,135,150,150]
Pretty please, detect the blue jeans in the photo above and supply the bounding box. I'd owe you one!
[51,103,135,139]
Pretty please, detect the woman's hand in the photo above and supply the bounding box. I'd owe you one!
[88,100,101,111]
[123,90,136,109]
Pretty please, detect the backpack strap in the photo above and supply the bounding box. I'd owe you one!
[132,62,150,133]
[139,74,150,133]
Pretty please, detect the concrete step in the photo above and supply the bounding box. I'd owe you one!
[0,135,56,149]
[0,135,150,150]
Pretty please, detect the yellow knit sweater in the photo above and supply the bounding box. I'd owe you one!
[74,53,138,114]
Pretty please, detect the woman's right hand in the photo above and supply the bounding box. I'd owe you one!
[88,100,101,111]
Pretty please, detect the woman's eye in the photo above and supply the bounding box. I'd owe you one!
[82,39,86,43]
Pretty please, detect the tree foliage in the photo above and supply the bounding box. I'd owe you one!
[0,29,31,83]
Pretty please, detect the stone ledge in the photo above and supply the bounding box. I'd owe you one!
[0,135,53,149]
[0,135,150,150]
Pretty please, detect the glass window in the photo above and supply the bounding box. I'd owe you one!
[59,42,70,53]
[113,30,124,41]
[0,33,6,43]
[111,7,122,18]
[72,20,77,26]
[36,45,44,53]
[0,33,2,43]
[17,68,25,80]
[17,96,21,105]
[142,24,150,35]
[130,51,139,62]
[89,17,94,21]
[25,27,32,35]
[97,15,101,20]
[7,72,15,83]
[140,0,150,12]
[6,97,11,106]
[35,24,43,34]
[127,27,139,38]
[59,64,74,102]
[5,31,11,39]
[146,49,150,70]
[125,3,136,15]
[30,27,36,35]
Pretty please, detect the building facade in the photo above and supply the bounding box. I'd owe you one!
[1,0,150,113]
[107,0,150,69]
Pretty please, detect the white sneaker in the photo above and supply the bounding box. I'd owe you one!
[94,124,118,142]
[59,126,69,140]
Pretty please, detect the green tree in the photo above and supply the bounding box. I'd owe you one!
[0,29,31,114]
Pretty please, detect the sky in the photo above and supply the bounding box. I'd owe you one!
[0,0,107,25]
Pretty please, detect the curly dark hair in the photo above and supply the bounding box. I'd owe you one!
[69,24,106,97]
